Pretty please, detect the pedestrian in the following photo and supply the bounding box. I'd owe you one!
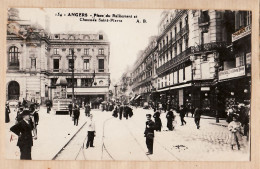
[180,105,187,126]
[10,110,37,160]
[73,105,80,126]
[119,104,123,120]
[22,98,27,107]
[228,115,242,150]
[112,104,119,118]
[5,103,11,123]
[85,103,91,117]
[30,108,39,135]
[86,114,96,148]
[144,114,155,155]
[194,107,202,129]
[191,106,195,117]
[16,107,24,124]
[127,105,134,118]
[68,102,73,116]
[166,109,174,131]
[153,110,162,132]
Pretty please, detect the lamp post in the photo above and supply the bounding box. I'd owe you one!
[71,49,75,105]
[114,84,118,100]
[215,87,219,123]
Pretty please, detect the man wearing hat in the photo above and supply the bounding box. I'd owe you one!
[144,114,155,155]
[10,110,37,160]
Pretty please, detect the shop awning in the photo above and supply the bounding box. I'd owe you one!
[67,87,109,95]
[134,95,141,100]
[157,83,192,92]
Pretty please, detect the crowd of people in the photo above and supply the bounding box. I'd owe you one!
[142,102,250,155]
[112,103,133,120]
[6,97,250,159]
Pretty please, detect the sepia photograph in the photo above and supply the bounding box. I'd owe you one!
[5,8,251,161]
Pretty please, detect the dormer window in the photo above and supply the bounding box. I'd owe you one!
[99,34,103,40]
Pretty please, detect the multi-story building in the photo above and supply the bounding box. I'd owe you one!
[6,8,110,107]
[116,69,133,104]
[130,10,250,117]
[216,11,251,113]
[131,36,158,106]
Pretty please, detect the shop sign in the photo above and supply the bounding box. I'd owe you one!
[219,66,245,80]
[193,81,212,87]
[201,87,210,91]
[232,24,251,42]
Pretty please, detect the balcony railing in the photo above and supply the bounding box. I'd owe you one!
[160,25,189,56]
[191,42,228,53]
[156,47,192,75]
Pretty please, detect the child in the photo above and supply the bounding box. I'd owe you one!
[228,115,242,150]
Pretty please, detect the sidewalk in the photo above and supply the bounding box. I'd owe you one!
[5,106,90,160]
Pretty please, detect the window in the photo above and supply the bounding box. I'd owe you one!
[68,59,74,71]
[236,53,245,67]
[183,68,185,80]
[185,15,188,25]
[179,21,182,30]
[179,43,182,53]
[239,13,243,27]
[174,27,177,38]
[81,78,93,87]
[98,48,104,55]
[246,11,252,26]
[201,32,209,44]
[69,48,74,55]
[51,78,58,86]
[99,34,103,40]
[84,48,89,55]
[31,58,36,69]
[9,46,19,66]
[83,59,90,71]
[174,47,177,57]
[67,78,77,87]
[185,39,189,49]
[53,59,59,72]
[98,59,104,72]
[54,48,59,55]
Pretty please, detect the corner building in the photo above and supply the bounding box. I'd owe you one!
[6,8,110,107]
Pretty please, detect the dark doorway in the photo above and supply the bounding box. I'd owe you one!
[8,81,20,100]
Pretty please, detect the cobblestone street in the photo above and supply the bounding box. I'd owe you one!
[6,106,249,161]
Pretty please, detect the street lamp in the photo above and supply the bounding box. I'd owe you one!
[71,49,75,105]
[114,84,118,99]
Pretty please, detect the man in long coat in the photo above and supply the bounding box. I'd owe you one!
[144,114,155,155]
[10,110,37,160]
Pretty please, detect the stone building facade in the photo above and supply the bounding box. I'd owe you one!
[129,9,251,117]
[6,8,110,106]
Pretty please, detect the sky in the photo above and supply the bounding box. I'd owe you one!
[18,8,163,82]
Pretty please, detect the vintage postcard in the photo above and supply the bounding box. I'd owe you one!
[4,7,253,162]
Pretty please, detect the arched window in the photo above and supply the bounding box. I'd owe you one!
[9,46,19,66]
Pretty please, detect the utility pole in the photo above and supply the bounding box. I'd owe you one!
[71,49,75,105]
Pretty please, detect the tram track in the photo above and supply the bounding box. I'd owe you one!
[52,111,182,161]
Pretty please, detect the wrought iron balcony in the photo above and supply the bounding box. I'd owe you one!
[156,47,192,75]
[191,42,228,53]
